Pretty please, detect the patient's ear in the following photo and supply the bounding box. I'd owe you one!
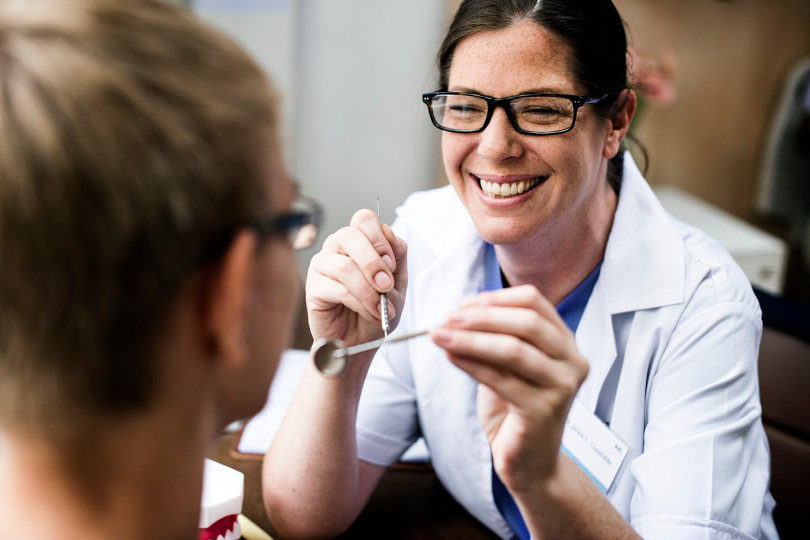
[203,230,258,367]
[603,89,637,159]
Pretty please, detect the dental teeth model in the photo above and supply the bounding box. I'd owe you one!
[199,459,244,540]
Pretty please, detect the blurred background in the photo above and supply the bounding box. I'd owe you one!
[614,0,810,305]
[184,0,809,305]
[190,0,447,279]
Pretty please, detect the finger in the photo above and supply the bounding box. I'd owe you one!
[446,304,573,360]
[350,209,397,273]
[306,274,371,324]
[383,224,408,294]
[322,222,394,294]
[307,250,385,323]
[446,353,572,415]
[449,354,535,405]
[462,284,569,335]
[382,223,407,269]
[447,350,583,417]
[447,343,579,434]
[431,327,575,387]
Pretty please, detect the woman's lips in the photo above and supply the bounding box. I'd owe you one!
[474,175,546,198]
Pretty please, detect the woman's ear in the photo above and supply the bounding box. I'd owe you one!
[202,230,258,368]
[603,89,637,159]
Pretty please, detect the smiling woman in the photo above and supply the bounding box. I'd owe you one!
[262,1,777,539]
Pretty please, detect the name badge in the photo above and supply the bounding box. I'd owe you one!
[561,398,630,494]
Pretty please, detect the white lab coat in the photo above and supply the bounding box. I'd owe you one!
[356,154,777,539]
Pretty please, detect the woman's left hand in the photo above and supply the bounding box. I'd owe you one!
[430,284,589,496]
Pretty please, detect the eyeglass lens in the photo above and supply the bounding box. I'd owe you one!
[286,197,321,250]
[429,94,577,134]
[291,221,318,250]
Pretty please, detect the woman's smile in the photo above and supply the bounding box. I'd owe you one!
[474,174,547,199]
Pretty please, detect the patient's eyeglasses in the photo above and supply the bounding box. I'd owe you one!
[422,91,608,135]
[250,194,323,251]
[197,194,323,267]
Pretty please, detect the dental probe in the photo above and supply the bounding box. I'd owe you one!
[337,328,430,357]
[311,329,432,377]
[377,198,390,339]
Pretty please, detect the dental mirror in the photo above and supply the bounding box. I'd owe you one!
[310,329,432,378]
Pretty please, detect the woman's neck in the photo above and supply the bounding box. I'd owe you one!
[496,180,618,305]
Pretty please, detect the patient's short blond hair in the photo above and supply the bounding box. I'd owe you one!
[0,0,278,434]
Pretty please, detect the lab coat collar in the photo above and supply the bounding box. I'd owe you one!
[576,152,685,410]
[599,152,684,314]
[412,217,487,330]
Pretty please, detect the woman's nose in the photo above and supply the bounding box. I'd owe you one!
[476,107,524,162]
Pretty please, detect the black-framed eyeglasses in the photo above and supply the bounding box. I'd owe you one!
[250,194,323,251]
[422,91,608,135]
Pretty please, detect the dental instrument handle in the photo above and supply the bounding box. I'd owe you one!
[380,295,390,337]
[338,328,431,358]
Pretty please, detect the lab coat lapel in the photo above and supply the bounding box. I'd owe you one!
[600,154,684,313]
[408,225,514,534]
[575,153,684,414]
[411,227,487,331]
[576,276,617,411]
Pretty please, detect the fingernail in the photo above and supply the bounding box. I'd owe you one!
[381,254,394,271]
[447,311,466,325]
[432,328,453,345]
[374,271,392,289]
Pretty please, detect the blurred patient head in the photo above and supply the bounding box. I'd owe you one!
[0,0,304,537]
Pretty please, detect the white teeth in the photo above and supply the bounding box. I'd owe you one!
[479,177,541,198]
[227,522,242,540]
[213,521,241,540]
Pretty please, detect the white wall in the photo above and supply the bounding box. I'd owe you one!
[195,0,299,168]
[195,0,446,268]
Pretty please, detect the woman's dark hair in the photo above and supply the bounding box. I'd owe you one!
[437,0,637,190]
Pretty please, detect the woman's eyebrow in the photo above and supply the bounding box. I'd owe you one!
[447,86,571,95]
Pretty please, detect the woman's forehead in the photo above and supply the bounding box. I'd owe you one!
[448,20,577,95]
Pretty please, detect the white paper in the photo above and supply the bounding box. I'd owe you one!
[237,349,309,455]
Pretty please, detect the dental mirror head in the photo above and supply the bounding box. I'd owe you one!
[310,338,347,377]
[310,329,432,378]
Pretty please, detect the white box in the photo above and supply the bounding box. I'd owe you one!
[653,185,788,295]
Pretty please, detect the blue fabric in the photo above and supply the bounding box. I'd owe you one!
[555,261,601,334]
[483,243,601,539]
[482,243,600,331]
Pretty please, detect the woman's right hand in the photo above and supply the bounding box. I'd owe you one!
[305,208,408,349]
